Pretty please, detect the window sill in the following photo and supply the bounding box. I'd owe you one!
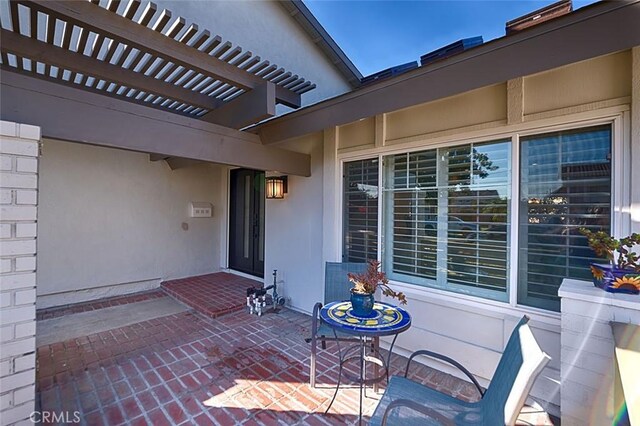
[386,279,561,327]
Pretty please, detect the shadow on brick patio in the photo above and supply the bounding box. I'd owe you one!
[35,287,556,425]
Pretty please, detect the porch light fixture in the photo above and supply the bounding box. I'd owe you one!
[265,176,288,199]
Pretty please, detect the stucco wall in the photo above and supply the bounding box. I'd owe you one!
[385,84,508,143]
[154,0,352,107]
[37,139,223,308]
[338,51,632,150]
[524,51,631,115]
[338,117,375,150]
[263,132,325,313]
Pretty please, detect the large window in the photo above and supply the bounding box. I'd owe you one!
[383,140,511,301]
[518,125,612,311]
[343,159,379,262]
[341,123,613,312]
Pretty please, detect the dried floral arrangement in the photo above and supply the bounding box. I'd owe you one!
[347,260,407,304]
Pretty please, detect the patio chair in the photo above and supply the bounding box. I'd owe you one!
[307,261,369,388]
[370,315,551,426]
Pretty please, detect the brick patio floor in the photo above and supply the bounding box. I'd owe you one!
[162,273,262,319]
[36,292,556,425]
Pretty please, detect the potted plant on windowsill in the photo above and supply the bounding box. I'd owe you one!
[580,228,640,294]
[347,260,407,317]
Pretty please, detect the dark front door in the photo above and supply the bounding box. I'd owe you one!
[229,169,265,278]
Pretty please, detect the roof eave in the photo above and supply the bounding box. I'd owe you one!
[256,0,640,144]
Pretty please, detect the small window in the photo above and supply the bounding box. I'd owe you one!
[343,159,379,262]
[517,125,612,311]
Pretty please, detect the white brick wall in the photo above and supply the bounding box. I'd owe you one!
[558,279,640,426]
[0,120,39,426]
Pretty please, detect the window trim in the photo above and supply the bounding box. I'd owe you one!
[337,110,629,318]
[508,133,521,307]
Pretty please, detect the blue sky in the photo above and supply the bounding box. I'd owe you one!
[304,1,599,77]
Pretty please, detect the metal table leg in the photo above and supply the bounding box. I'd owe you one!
[324,329,343,415]
[324,337,368,416]
[324,334,392,425]
[385,334,399,382]
[359,336,365,424]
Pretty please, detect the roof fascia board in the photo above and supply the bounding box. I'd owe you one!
[0,70,311,176]
[258,0,640,144]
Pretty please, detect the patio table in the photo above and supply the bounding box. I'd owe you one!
[320,300,411,424]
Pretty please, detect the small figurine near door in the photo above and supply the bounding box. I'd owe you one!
[246,269,286,316]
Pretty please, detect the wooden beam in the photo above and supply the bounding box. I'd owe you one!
[0,29,222,111]
[507,78,524,125]
[201,82,275,129]
[0,70,310,176]
[374,114,386,148]
[256,1,640,143]
[149,154,169,162]
[0,65,201,119]
[20,0,301,108]
[165,157,202,170]
[149,153,201,170]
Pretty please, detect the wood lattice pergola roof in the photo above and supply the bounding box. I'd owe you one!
[0,0,315,126]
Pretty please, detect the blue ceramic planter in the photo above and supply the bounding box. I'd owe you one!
[590,263,640,294]
[350,291,375,317]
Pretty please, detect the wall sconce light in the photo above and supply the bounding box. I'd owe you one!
[266,176,288,199]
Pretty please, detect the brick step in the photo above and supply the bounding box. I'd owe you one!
[160,272,262,319]
[36,290,166,321]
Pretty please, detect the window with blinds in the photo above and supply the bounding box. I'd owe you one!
[518,125,612,311]
[383,140,511,300]
[343,159,379,262]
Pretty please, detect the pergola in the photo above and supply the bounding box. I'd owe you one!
[0,0,315,175]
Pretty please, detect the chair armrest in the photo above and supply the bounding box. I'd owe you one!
[304,302,323,344]
[382,398,453,426]
[312,302,323,332]
[312,302,323,319]
[404,350,484,397]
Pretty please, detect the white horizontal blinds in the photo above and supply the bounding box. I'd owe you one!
[445,141,511,293]
[386,151,438,279]
[383,140,510,300]
[518,125,612,311]
[343,159,379,262]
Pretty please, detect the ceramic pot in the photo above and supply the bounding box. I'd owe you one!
[590,263,640,294]
[350,290,375,317]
